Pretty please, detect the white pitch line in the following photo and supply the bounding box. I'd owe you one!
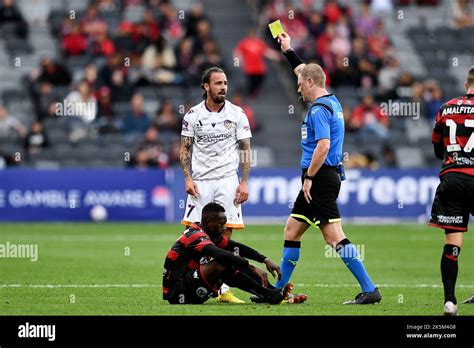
[1,283,473,288]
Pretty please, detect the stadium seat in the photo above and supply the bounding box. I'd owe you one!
[48,128,70,144]
[395,147,426,168]
[5,38,33,55]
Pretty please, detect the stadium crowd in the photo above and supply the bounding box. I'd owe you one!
[0,0,472,169]
[0,0,261,168]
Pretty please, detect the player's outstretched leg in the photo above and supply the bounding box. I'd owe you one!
[321,222,380,305]
[441,231,463,316]
[221,267,292,305]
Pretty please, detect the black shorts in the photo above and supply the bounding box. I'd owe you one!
[429,172,474,232]
[167,265,220,304]
[290,166,341,227]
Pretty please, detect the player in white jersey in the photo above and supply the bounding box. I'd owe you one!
[180,67,252,303]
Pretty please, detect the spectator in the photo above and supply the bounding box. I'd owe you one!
[234,28,280,98]
[32,57,72,86]
[185,2,207,38]
[196,40,224,73]
[34,82,57,120]
[167,138,181,166]
[158,1,184,45]
[382,143,396,168]
[395,71,415,100]
[153,99,180,133]
[19,0,49,27]
[351,95,389,139]
[95,86,120,134]
[122,93,150,136]
[81,4,106,38]
[354,1,377,38]
[175,37,199,83]
[192,19,212,54]
[96,0,119,13]
[0,145,17,169]
[0,105,27,138]
[0,0,28,38]
[91,25,116,57]
[65,79,97,123]
[24,121,49,155]
[231,92,260,132]
[378,55,400,95]
[137,126,169,168]
[62,22,88,56]
[109,68,133,101]
[452,0,474,29]
[424,80,444,123]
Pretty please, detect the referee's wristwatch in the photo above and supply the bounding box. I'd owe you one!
[304,173,315,180]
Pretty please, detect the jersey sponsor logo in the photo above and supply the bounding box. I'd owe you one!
[437,215,463,224]
[196,133,233,144]
[196,287,209,298]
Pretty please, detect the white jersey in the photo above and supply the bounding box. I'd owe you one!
[181,100,252,180]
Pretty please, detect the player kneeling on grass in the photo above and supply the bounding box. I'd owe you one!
[163,202,306,305]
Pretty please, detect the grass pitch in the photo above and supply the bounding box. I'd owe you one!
[0,223,473,316]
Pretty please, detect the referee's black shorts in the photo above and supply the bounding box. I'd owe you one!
[429,172,474,233]
[290,165,341,227]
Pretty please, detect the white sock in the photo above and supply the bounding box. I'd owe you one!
[219,283,230,295]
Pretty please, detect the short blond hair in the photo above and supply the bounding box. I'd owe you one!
[467,65,474,87]
[300,63,326,88]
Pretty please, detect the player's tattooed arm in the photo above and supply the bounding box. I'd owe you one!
[238,138,251,183]
[180,136,193,179]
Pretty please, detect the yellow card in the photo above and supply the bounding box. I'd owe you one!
[268,20,284,38]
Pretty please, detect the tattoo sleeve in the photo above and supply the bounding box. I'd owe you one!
[238,138,251,183]
[180,136,193,179]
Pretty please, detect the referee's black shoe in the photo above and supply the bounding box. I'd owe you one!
[343,287,382,305]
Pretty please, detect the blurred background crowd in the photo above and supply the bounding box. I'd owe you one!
[0,0,472,170]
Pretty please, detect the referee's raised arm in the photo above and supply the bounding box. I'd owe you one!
[277,32,305,76]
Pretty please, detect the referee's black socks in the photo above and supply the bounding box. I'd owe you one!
[441,244,461,304]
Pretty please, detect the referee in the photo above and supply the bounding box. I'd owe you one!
[272,32,381,304]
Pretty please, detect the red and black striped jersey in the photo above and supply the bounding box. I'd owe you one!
[162,224,229,299]
[432,94,474,177]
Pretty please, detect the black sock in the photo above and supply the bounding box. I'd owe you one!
[221,267,272,297]
[238,266,276,289]
[441,244,461,305]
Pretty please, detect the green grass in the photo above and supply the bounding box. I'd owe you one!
[0,223,473,315]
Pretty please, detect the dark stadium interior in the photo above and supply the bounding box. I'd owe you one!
[0,0,473,169]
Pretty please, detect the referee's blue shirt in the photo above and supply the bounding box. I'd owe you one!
[300,94,344,169]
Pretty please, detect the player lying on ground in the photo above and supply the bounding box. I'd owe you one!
[429,65,474,316]
[162,202,306,304]
[271,31,381,305]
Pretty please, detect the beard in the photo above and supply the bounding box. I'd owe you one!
[210,90,226,104]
